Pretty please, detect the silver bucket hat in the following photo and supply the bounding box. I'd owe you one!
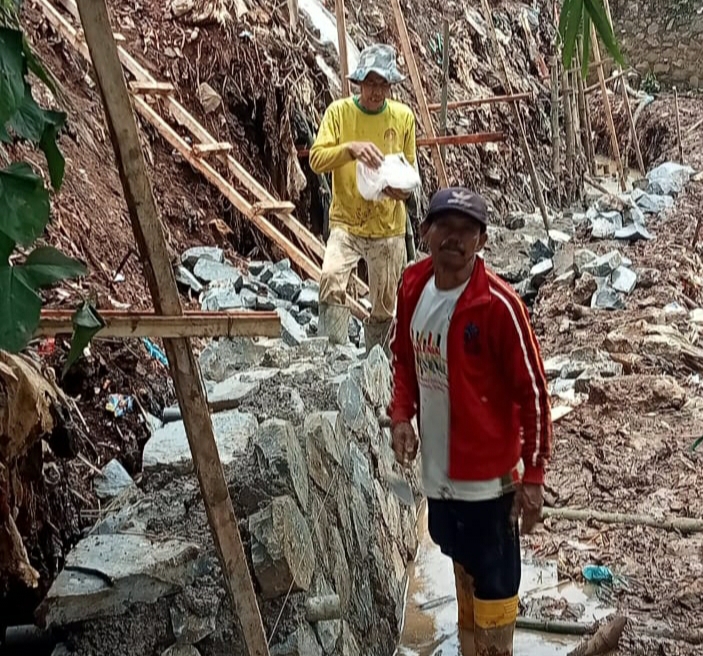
[348,44,405,84]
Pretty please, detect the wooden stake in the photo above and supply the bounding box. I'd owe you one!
[674,87,684,164]
[287,0,298,32]
[427,92,532,112]
[601,0,645,176]
[439,18,450,163]
[37,311,281,339]
[590,22,626,191]
[193,142,233,157]
[334,0,350,97]
[390,0,449,187]
[542,506,703,534]
[562,65,575,174]
[550,55,560,181]
[73,2,270,655]
[479,0,550,231]
[129,81,174,95]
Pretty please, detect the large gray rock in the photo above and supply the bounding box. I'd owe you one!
[259,258,292,284]
[591,286,626,311]
[310,576,342,654]
[169,603,218,645]
[199,338,267,382]
[305,413,343,492]
[174,266,204,294]
[529,259,553,288]
[181,246,223,270]
[271,624,323,656]
[573,249,597,274]
[580,250,622,278]
[142,410,257,473]
[207,376,260,410]
[37,534,200,627]
[615,223,654,242]
[343,442,374,504]
[254,419,309,511]
[94,459,135,500]
[632,188,674,214]
[296,281,320,311]
[646,162,694,196]
[360,346,391,410]
[336,372,379,441]
[193,259,243,286]
[277,308,308,346]
[269,268,303,301]
[611,266,637,294]
[162,645,201,656]
[249,496,315,599]
[200,282,243,311]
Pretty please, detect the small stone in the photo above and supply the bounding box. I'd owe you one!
[294,308,314,326]
[543,354,571,380]
[277,308,308,346]
[581,251,622,278]
[162,646,201,656]
[256,295,277,311]
[615,224,654,241]
[551,378,576,395]
[199,338,267,382]
[529,259,553,288]
[259,259,292,284]
[343,442,374,504]
[207,376,259,409]
[360,345,392,409]
[591,218,617,240]
[255,419,309,511]
[336,372,378,441]
[591,286,625,311]
[181,246,223,270]
[573,273,598,306]
[239,288,258,309]
[193,259,243,285]
[271,624,323,656]
[574,249,598,273]
[529,239,553,264]
[296,282,320,311]
[633,190,674,214]
[94,460,135,500]
[348,317,363,345]
[307,316,319,336]
[170,604,218,645]
[297,337,329,359]
[637,267,661,289]
[248,260,270,277]
[611,266,637,294]
[269,268,303,301]
[623,204,646,226]
[514,279,538,304]
[548,229,571,243]
[646,162,694,196]
[690,309,703,324]
[506,212,526,230]
[174,266,203,294]
[249,496,315,599]
[200,283,242,311]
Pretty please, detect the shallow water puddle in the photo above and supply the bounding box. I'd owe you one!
[397,505,613,656]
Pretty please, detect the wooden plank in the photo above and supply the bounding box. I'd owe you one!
[297,131,505,157]
[193,142,233,156]
[389,0,449,187]
[32,0,369,316]
[334,0,350,96]
[37,311,281,339]
[73,2,271,655]
[129,81,174,95]
[427,92,532,112]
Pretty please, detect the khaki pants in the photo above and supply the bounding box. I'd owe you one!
[320,227,407,322]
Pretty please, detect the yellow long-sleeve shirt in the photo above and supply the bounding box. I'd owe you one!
[309,97,417,239]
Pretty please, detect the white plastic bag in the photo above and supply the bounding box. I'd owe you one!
[356,153,421,201]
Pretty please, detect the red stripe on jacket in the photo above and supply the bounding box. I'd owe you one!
[388,257,552,485]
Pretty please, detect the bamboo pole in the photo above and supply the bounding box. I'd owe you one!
[562,65,575,174]
[334,0,350,97]
[73,2,270,654]
[390,0,449,187]
[601,0,645,176]
[36,311,281,339]
[590,22,626,191]
[297,131,505,157]
[439,18,450,163]
[575,47,596,174]
[542,506,703,534]
[479,0,550,231]
[674,86,684,163]
[427,92,532,112]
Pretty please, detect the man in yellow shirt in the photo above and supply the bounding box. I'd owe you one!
[310,44,418,353]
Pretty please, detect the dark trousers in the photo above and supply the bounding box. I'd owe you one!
[427,493,521,601]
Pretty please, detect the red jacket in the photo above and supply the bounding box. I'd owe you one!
[388,256,552,485]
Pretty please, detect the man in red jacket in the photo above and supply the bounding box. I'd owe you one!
[388,188,552,656]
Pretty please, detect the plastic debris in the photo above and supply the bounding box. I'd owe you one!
[106,394,134,418]
[582,564,614,584]
[143,338,168,367]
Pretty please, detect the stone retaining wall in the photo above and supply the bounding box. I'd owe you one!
[610,0,703,89]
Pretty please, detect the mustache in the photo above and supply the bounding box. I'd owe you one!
[440,239,465,253]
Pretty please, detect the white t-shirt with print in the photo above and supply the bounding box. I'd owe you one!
[410,275,521,501]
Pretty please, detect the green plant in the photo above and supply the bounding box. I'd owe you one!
[1,9,102,370]
[559,0,624,74]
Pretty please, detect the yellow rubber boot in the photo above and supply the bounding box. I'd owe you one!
[454,563,476,655]
[473,595,519,656]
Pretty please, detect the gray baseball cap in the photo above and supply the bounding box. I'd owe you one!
[348,44,405,84]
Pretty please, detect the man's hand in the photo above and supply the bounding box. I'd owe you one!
[347,141,384,169]
[384,187,411,201]
[391,421,418,467]
[511,483,544,535]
